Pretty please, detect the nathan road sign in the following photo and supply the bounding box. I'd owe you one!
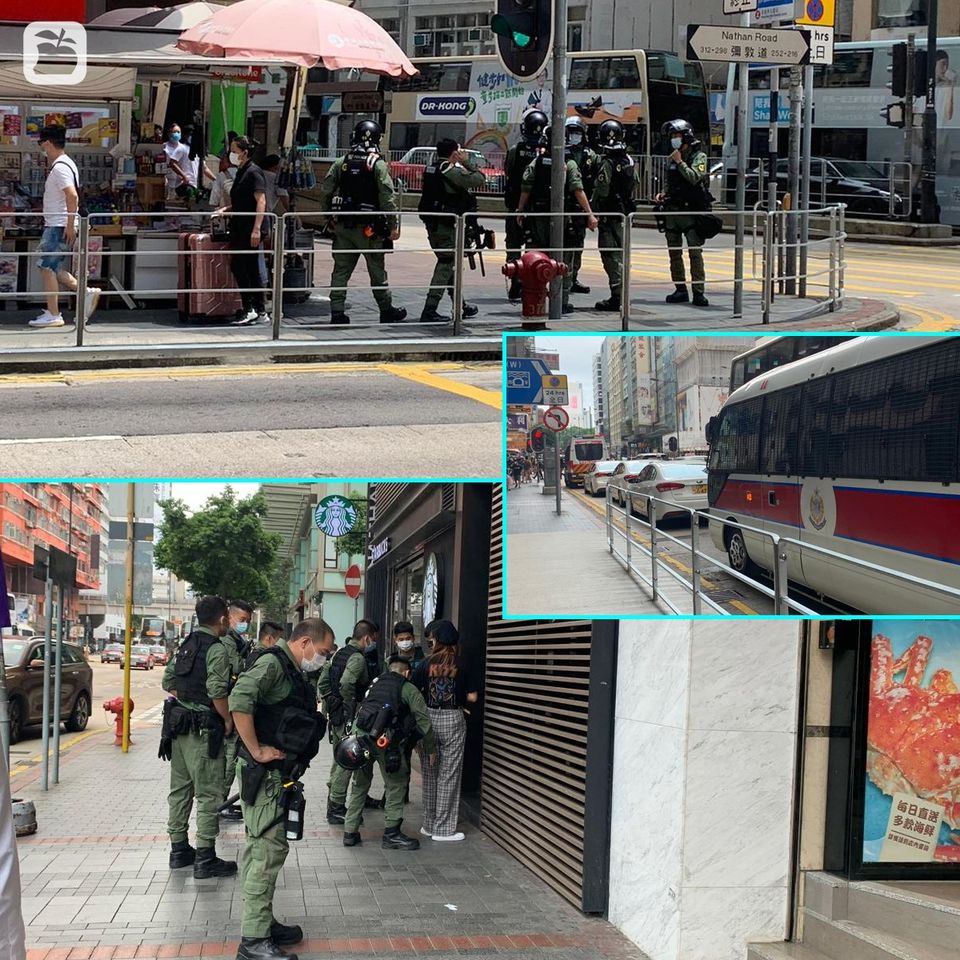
[506,357,552,404]
[541,373,569,406]
[686,24,811,65]
[724,0,758,13]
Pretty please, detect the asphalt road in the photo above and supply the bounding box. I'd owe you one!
[0,361,501,477]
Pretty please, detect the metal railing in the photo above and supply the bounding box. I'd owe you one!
[603,487,960,616]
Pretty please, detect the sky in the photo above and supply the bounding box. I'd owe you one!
[170,482,259,512]
[535,336,607,409]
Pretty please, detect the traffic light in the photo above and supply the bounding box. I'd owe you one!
[890,42,907,98]
[882,102,905,129]
[491,0,553,81]
[530,427,546,452]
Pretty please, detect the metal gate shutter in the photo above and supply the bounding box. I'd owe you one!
[482,485,596,909]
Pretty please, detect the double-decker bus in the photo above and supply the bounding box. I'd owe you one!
[728,335,857,392]
[564,435,606,488]
[706,336,960,614]
[386,50,711,185]
[721,38,960,225]
[140,617,176,646]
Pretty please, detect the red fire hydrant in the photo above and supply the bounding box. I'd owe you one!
[503,250,568,320]
[103,696,134,746]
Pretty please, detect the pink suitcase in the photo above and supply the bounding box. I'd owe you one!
[177,232,242,322]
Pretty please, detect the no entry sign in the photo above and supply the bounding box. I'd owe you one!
[344,564,362,600]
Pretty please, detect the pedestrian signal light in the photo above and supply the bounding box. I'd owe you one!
[492,0,553,81]
[531,428,545,452]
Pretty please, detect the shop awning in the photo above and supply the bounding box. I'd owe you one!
[0,63,138,100]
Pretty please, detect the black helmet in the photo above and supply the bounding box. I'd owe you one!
[564,116,587,146]
[520,110,548,143]
[334,734,373,770]
[661,119,695,143]
[351,120,382,151]
[597,119,626,151]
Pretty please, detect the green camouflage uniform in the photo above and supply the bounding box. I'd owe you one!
[161,627,230,847]
[228,639,316,939]
[220,629,248,801]
[592,154,641,302]
[520,157,585,308]
[343,677,436,832]
[566,144,600,284]
[663,148,709,295]
[317,640,369,805]
[423,154,485,313]
[319,153,399,314]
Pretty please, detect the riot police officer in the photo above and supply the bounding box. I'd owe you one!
[564,118,600,295]
[220,599,253,821]
[318,120,407,324]
[517,127,597,313]
[592,119,639,312]
[656,119,711,307]
[317,619,378,823]
[161,595,237,879]
[339,656,436,850]
[418,138,485,323]
[229,618,333,960]
[503,110,548,302]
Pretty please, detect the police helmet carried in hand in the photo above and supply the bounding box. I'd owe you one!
[352,120,382,151]
[597,119,627,151]
[564,116,587,146]
[335,734,373,770]
[520,110,549,143]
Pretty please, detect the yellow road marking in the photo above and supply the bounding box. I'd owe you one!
[904,306,960,331]
[8,726,107,781]
[379,363,501,409]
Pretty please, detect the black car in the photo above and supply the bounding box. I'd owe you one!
[738,157,905,217]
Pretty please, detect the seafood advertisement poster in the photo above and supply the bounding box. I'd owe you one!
[865,622,960,863]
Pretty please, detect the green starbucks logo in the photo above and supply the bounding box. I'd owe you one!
[314,495,359,537]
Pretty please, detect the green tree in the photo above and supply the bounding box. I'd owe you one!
[334,492,368,559]
[154,488,281,605]
[261,556,293,626]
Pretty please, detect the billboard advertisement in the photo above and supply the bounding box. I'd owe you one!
[864,622,960,865]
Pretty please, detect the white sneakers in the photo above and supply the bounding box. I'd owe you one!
[234,309,270,326]
[85,286,100,318]
[419,827,466,842]
[29,311,65,328]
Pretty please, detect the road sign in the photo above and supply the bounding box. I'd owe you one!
[315,494,359,537]
[541,373,568,406]
[686,23,811,65]
[506,357,552,404]
[807,24,834,64]
[543,406,569,432]
[753,0,802,23]
[344,564,362,600]
[796,0,834,27]
[724,0,758,13]
[507,410,530,432]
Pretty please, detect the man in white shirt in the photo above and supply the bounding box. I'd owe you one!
[30,124,99,329]
[164,122,194,199]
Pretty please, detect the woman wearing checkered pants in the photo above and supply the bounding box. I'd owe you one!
[412,620,478,842]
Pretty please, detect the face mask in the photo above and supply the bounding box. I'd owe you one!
[229,152,240,166]
[234,621,249,635]
[301,648,325,672]
[397,640,415,653]
[671,138,683,151]
[170,132,181,143]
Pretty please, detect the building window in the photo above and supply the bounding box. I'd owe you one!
[323,534,338,570]
[568,23,583,52]
[877,0,928,28]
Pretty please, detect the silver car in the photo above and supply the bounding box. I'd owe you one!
[583,460,621,497]
[628,461,710,522]
[606,459,659,506]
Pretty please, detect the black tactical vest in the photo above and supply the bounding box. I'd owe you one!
[418,161,475,220]
[253,647,321,764]
[666,151,709,211]
[568,146,599,197]
[173,629,221,707]
[506,141,540,210]
[329,645,370,701]
[529,155,553,211]
[339,152,380,212]
[354,670,410,736]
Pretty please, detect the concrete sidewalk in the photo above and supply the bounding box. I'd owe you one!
[11,708,647,960]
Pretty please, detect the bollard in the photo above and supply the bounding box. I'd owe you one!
[691,516,702,615]
[12,797,37,837]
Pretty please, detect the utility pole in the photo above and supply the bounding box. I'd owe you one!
[122,483,134,753]
[786,66,802,296]
[904,34,916,173]
[733,11,750,318]
[548,0,568,320]
[920,0,939,223]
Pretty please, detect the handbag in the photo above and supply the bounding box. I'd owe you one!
[696,214,724,240]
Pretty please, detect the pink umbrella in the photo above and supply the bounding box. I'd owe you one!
[176,0,417,77]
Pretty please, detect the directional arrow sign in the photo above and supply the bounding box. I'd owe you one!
[506,357,552,404]
[724,0,758,13]
[686,23,810,65]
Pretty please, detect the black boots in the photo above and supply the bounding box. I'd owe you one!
[193,847,237,879]
[594,297,621,311]
[419,307,449,323]
[169,840,195,869]
[380,306,408,323]
[343,831,362,847]
[461,301,479,318]
[665,285,689,303]
[692,291,709,307]
[220,805,244,821]
[570,281,590,294]
[364,795,386,810]
[270,921,303,945]
[382,823,420,851]
[330,311,350,325]
[327,800,346,825]
[236,938,296,960]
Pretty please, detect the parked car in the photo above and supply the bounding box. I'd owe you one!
[628,461,710,522]
[2,636,93,744]
[388,146,505,192]
[125,645,156,670]
[606,459,659,506]
[583,460,621,497]
[149,645,169,665]
[101,642,123,664]
[740,157,905,217]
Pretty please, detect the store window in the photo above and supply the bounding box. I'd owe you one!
[877,0,928,28]
[391,556,425,641]
[323,535,338,570]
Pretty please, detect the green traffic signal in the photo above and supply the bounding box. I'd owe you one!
[491,13,534,49]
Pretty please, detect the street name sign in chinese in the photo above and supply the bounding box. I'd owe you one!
[686,24,811,65]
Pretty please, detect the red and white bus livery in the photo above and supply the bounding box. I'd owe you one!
[706,336,960,614]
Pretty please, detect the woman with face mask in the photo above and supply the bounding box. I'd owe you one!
[163,123,193,203]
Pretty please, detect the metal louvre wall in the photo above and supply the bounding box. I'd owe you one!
[482,484,596,909]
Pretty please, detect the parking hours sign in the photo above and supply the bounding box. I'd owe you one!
[796,0,834,63]
[541,374,569,406]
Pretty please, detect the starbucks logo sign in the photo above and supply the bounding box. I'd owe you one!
[314,495,359,538]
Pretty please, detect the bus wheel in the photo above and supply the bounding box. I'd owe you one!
[726,527,758,577]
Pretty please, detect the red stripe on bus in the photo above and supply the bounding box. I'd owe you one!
[713,479,802,527]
